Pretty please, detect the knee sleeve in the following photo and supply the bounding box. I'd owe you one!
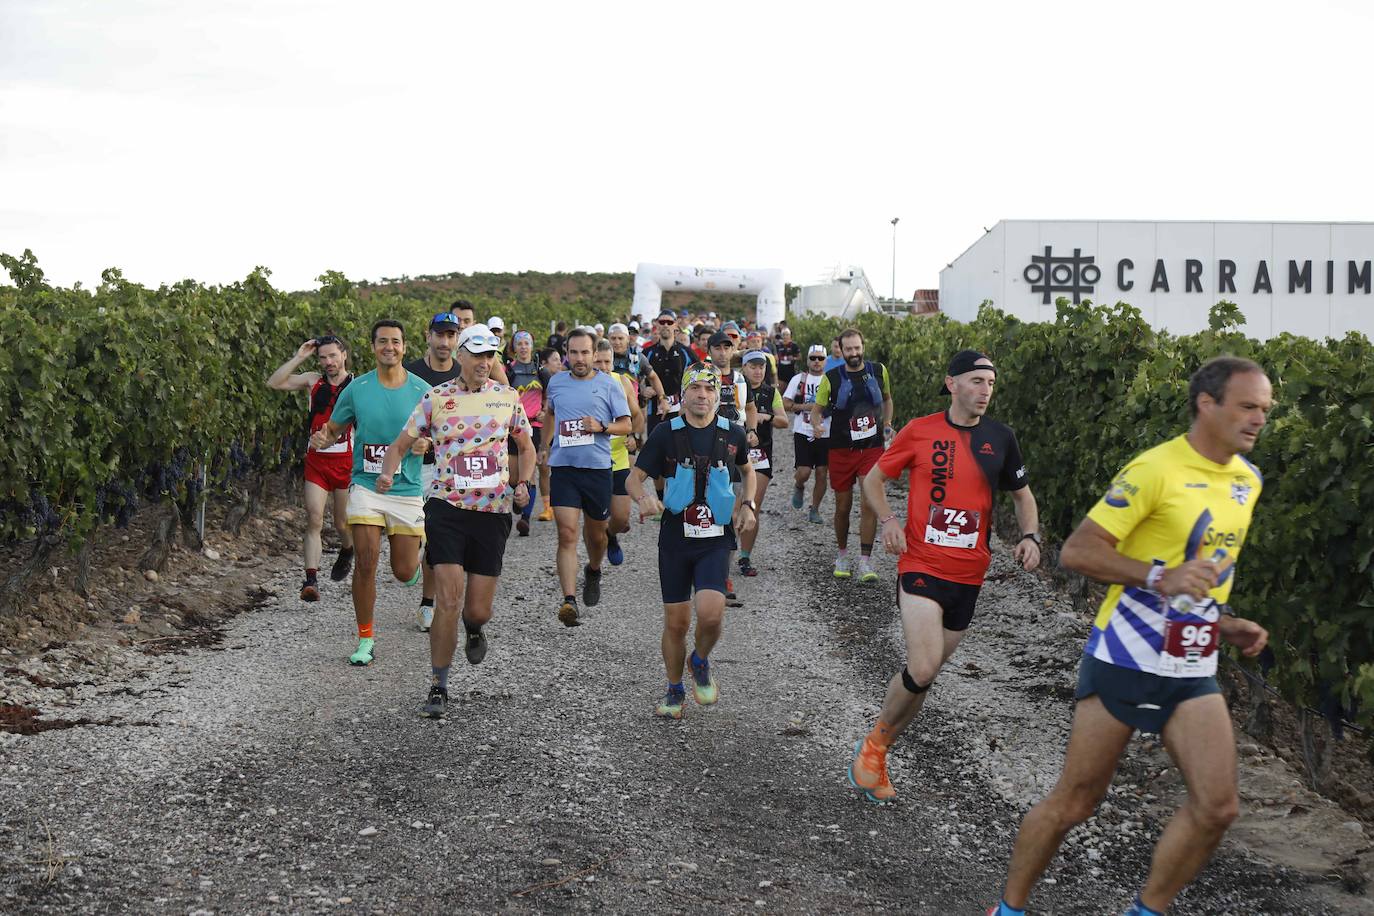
[901,668,931,695]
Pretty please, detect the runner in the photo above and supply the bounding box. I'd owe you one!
[737,350,788,577]
[447,300,507,383]
[708,330,748,606]
[641,309,697,437]
[593,339,645,567]
[990,356,1272,916]
[691,325,711,362]
[267,335,355,601]
[708,331,747,423]
[823,336,845,373]
[783,344,831,524]
[507,330,546,536]
[808,328,894,582]
[847,349,1040,804]
[547,320,568,357]
[535,347,565,522]
[375,323,535,719]
[609,321,664,409]
[403,313,463,631]
[541,328,632,626]
[309,319,430,666]
[626,362,756,719]
[775,326,800,389]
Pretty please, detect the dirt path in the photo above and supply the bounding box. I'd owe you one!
[2,436,1370,914]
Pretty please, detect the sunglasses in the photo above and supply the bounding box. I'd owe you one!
[808,355,825,361]
[431,312,460,325]
[657,319,676,326]
[463,333,501,350]
[315,335,343,348]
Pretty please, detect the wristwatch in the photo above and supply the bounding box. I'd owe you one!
[743,500,757,513]
[1019,532,1042,546]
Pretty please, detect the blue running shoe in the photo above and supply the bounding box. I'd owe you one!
[791,486,804,509]
[607,535,624,566]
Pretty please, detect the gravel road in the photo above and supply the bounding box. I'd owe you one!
[2,435,1369,915]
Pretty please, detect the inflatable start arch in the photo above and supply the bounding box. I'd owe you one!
[632,263,786,330]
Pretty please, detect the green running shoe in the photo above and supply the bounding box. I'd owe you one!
[689,654,718,705]
[404,563,422,587]
[833,555,852,579]
[349,637,375,666]
[655,687,686,719]
[858,556,879,583]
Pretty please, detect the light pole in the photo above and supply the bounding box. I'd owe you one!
[890,217,900,301]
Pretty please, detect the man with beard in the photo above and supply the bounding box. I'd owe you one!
[641,309,697,436]
[377,324,535,719]
[310,319,430,667]
[809,328,893,583]
[267,334,355,602]
[403,312,463,631]
[627,363,756,719]
[541,328,631,627]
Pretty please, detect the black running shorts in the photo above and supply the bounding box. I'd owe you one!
[898,570,981,632]
[424,499,512,577]
[793,432,830,468]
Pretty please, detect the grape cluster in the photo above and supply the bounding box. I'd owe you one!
[96,479,140,528]
[21,491,62,533]
[228,441,251,481]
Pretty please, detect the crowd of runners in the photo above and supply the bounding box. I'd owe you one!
[270,301,1275,916]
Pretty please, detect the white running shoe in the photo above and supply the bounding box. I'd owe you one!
[833,555,852,579]
[417,604,434,632]
[858,555,879,583]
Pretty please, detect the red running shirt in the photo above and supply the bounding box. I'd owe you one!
[877,411,1029,585]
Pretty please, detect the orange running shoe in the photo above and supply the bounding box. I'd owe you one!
[537,501,554,522]
[848,737,896,803]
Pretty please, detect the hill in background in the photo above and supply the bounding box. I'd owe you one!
[354,270,801,321]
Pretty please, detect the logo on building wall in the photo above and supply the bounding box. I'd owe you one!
[1023,246,1101,304]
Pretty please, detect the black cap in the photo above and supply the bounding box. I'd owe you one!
[939,349,995,394]
[708,331,733,349]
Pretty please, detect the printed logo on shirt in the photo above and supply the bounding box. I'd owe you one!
[979,442,995,455]
[1231,480,1253,505]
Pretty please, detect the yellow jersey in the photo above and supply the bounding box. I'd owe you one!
[1084,434,1262,677]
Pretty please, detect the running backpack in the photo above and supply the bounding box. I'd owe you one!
[663,416,736,525]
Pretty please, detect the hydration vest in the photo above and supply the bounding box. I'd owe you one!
[826,361,883,413]
[662,416,737,526]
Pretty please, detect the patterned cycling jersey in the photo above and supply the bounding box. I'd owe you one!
[877,412,1028,585]
[1083,435,1263,677]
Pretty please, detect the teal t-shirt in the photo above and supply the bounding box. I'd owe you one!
[329,369,430,496]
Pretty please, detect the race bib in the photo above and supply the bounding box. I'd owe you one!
[316,427,350,455]
[664,393,681,413]
[362,443,387,474]
[924,504,980,550]
[558,418,594,447]
[747,447,769,470]
[849,411,878,441]
[1157,603,1221,678]
[452,453,501,490]
[683,503,724,539]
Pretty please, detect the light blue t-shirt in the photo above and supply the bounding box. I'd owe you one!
[823,355,846,373]
[545,370,630,469]
[330,369,431,496]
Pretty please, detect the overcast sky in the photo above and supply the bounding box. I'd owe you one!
[3,0,1371,296]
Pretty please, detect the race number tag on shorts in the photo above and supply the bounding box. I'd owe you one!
[849,411,878,441]
[362,443,387,474]
[683,503,724,539]
[452,453,500,489]
[747,447,770,470]
[558,418,594,447]
[924,504,980,549]
[1157,603,1221,678]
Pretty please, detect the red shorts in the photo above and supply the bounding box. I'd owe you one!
[304,451,352,492]
[828,447,882,492]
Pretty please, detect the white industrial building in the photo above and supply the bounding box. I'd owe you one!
[939,220,1374,341]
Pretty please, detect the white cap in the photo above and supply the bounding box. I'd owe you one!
[608,322,628,335]
[458,323,501,354]
[708,311,717,318]
[808,344,827,356]
[487,316,505,331]
[594,323,604,333]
